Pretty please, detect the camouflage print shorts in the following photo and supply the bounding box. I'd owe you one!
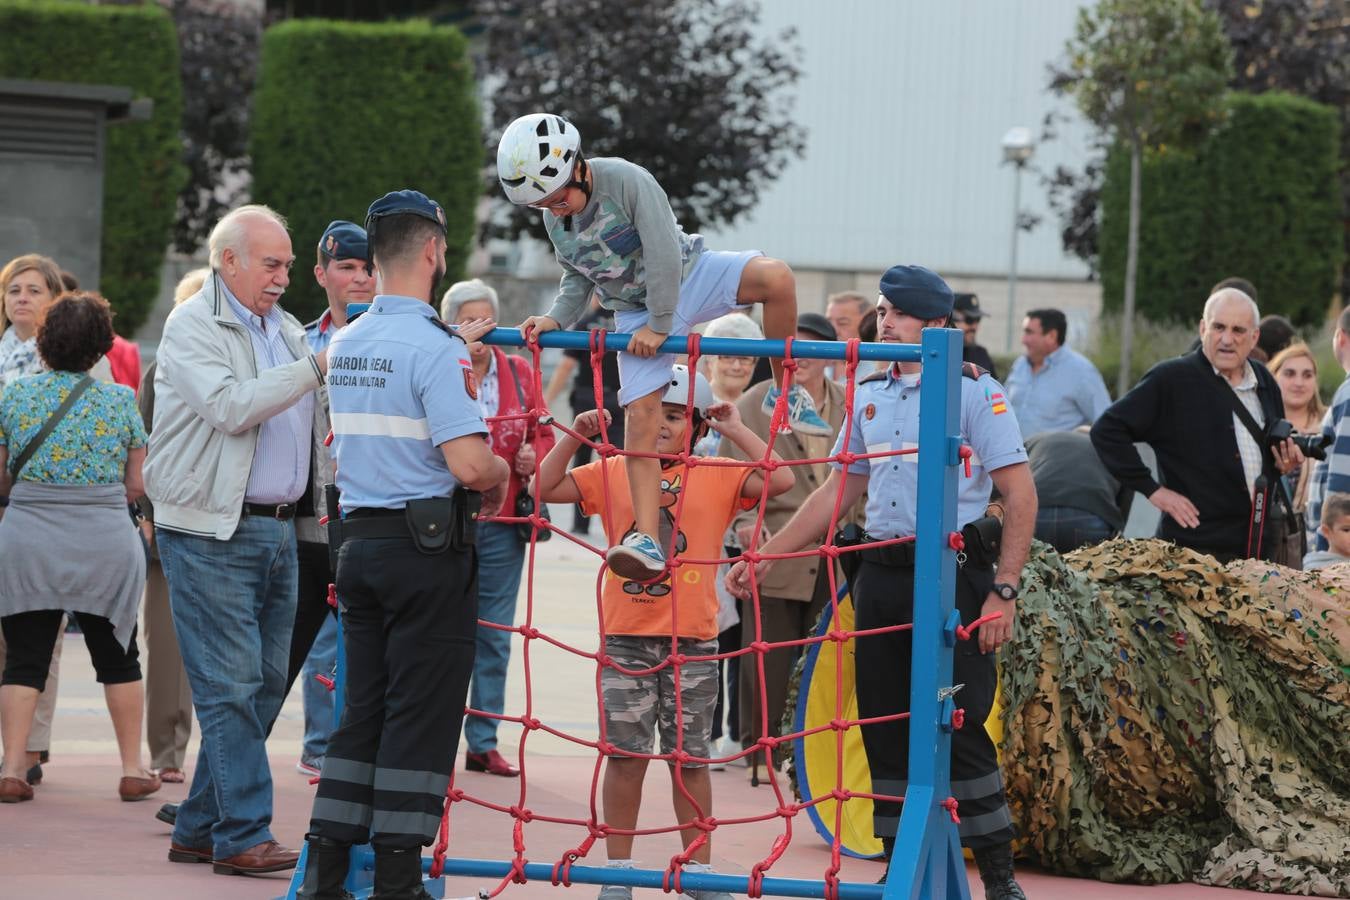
[600,635,719,767]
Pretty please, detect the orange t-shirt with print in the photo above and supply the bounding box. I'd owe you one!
[571,457,756,640]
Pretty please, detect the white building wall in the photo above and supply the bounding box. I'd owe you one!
[699,0,1098,281]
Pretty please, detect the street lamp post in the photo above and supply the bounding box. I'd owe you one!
[1001,126,1035,354]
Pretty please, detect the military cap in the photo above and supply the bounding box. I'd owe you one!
[317,220,368,262]
[364,189,447,234]
[879,265,954,319]
[953,292,985,320]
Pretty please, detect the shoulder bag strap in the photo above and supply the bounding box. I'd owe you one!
[8,375,95,479]
[503,355,533,438]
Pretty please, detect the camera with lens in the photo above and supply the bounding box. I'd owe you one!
[1266,418,1333,461]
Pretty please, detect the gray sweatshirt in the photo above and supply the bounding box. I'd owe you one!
[542,157,704,334]
[1302,549,1348,571]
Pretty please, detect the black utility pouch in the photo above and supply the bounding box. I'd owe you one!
[961,515,1003,567]
[833,522,865,587]
[453,488,481,550]
[405,496,454,555]
[324,483,343,571]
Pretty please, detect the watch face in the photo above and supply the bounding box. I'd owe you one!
[995,583,1016,600]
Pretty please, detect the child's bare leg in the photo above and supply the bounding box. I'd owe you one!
[603,756,650,861]
[669,764,713,864]
[624,390,662,539]
[737,257,797,386]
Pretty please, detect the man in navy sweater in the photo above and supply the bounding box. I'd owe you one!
[1091,288,1300,562]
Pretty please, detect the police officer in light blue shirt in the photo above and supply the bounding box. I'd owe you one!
[299,190,510,900]
[727,265,1037,900]
[289,220,376,781]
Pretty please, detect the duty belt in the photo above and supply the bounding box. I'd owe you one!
[857,516,1002,570]
[341,508,407,540]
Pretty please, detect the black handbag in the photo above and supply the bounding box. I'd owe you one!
[504,358,551,543]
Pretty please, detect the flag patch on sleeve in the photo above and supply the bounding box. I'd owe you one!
[987,389,1007,415]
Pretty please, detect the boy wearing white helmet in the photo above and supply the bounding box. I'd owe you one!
[498,112,825,582]
[535,365,794,899]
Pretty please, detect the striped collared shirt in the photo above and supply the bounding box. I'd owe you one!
[222,284,314,504]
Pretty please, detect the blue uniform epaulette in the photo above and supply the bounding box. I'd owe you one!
[303,315,324,333]
[427,316,465,344]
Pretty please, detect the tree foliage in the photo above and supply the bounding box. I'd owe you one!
[0,0,184,335]
[250,18,481,322]
[475,0,805,243]
[1055,0,1232,394]
[170,0,261,254]
[1100,92,1342,326]
[1046,0,1348,287]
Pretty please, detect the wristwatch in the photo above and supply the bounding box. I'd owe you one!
[991,582,1018,601]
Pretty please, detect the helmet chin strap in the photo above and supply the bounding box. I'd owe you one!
[561,155,592,232]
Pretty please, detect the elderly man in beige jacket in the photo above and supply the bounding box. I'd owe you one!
[719,313,864,781]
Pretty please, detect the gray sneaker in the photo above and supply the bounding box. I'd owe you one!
[683,891,735,900]
[598,885,633,900]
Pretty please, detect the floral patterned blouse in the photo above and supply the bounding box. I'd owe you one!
[0,370,146,485]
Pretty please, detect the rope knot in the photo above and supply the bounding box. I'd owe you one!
[941,796,961,824]
[748,640,771,654]
[521,716,542,731]
[952,707,966,730]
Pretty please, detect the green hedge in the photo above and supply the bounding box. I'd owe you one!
[1101,91,1342,327]
[251,19,480,323]
[0,0,184,335]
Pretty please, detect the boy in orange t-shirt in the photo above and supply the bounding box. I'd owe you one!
[538,365,795,895]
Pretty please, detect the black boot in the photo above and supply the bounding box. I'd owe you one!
[876,836,895,884]
[296,836,355,900]
[972,842,1026,900]
[371,847,433,900]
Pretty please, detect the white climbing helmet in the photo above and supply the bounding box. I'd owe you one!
[662,364,715,416]
[496,113,582,206]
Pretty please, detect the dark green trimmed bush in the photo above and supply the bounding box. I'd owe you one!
[250,19,480,323]
[1101,91,1342,327]
[0,0,184,335]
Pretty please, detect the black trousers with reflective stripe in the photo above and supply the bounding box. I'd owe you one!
[308,534,478,850]
[853,558,1014,850]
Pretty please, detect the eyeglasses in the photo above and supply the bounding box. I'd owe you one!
[527,187,571,211]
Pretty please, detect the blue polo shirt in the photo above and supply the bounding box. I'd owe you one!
[831,366,1028,539]
[1004,345,1111,438]
[327,294,486,510]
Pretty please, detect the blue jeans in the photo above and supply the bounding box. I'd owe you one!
[464,522,524,754]
[301,614,338,763]
[1034,506,1115,555]
[157,517,298,858]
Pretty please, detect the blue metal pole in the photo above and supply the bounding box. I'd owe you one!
[882,327,970,900]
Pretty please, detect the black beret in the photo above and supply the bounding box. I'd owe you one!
[879,265,954,319]
[797,312,837,341]
[317,220,368,262]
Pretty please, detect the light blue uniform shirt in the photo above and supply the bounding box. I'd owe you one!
[327,294,486,510]
[830,367,1028,539]
[304,308,338,355]
[1004,345,1111,439]
[222,283,314,505]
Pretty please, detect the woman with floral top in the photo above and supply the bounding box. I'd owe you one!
[0,292,157,804]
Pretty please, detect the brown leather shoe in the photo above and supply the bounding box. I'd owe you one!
[0,776,34,803]
[168,843,213,864]
[119,773,162,801]
[212,840,300,875]
[465,749,519,777]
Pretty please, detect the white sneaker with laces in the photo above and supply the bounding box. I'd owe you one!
[606,532,667,581]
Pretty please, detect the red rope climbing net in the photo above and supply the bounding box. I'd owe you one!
[425,332,991,898]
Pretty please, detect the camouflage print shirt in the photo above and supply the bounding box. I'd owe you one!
[542,157,704,334]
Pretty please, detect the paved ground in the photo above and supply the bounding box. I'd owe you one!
[0,520,1269,899]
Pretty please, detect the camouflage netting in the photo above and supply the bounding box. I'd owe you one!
[1004,538,1350,896]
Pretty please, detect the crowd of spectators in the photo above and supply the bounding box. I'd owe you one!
[1,204,1345,886]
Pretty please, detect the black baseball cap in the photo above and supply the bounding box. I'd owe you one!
[797,312,837,341]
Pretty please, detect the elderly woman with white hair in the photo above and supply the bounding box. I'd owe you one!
[440,279,555,778]
[693,313,764,456]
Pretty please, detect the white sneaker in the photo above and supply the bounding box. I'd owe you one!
[598,885,633,900]
[606,532,667,581]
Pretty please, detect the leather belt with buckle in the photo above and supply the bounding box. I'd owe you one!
[243,502,297,520]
